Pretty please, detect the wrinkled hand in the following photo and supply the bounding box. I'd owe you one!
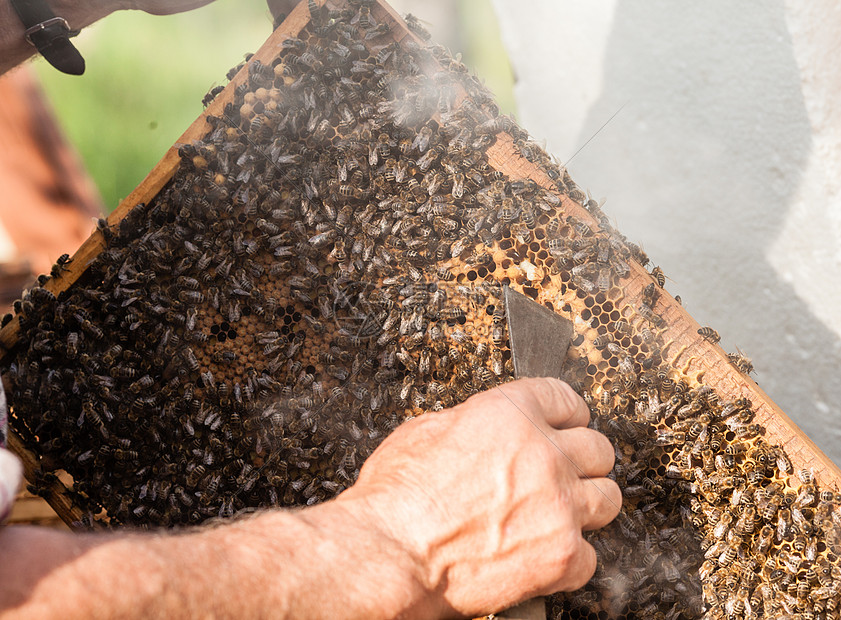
[338,378,622,618]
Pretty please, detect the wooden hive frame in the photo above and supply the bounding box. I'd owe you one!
[2,2,841,618]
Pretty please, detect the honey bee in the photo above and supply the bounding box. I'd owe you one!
[717,540,740,566]
[735,505,757,536]
[50,253,73,278]
[636,302,665,327]
[612,320,632,336]
[654,430,686,446]
[404,13,431,40]
[727,348,754,374]
[771,452,793,477]
[95,217,113,243]
[713,512,733,540]
[641,282,659,308]
[777,508,791,541]
[650,265,665,287]
[797,467,814,484]
[697,326,721,344]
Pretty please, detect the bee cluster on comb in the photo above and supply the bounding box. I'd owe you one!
[4,1,841,618]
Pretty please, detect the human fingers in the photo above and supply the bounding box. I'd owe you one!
[489,378,590,430]
[550,535,597,593]
[574,477,622,531]
[551,426,616,478]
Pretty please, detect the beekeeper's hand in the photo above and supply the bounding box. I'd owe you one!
[338,377,622,617]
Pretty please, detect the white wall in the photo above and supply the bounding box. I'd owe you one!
[492,0,841,464]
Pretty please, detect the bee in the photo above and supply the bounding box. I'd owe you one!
[129,375,154,394]
[735,505,757,536]
[520,202,536,229]
[712,511,733,540]
[50,253,73,278]
[353,5,377,29]
[182,347,200,372]
[202,84,225,108]
[698,326,721,344]
[698,560,716,582]
[114,449,139,462]
[571,274,596,295]
[491,323,505,346]
[80,319,104,340]
[654,430,685,446]
[612,320,632,336]
[410,124,435,154]
[95,217,113,242]
[596,267,611,292]
[404,13,431,40]
[179,290,205,304]
[592,333,614,348]
[64,331,81,358]
[490,349,505,376]
[775,450,793,474]
[418,347,432,375]
[728,348,755,374]
[636,302,664,327]
[717,539,740,567]
[795,482,816,508]
[777,508,791,541]
[650,265,665,287]
[440,307,465,321]
[779,549,803,574]
[475,367,494,386]
[805,537,818,562]
[701,447,715,474]
[641,282,659,308]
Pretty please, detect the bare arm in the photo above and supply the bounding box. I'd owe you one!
[0,0,217,76]
[0,504,428,620]
[0,379,620,619]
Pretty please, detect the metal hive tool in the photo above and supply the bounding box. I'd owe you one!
[2,1,841,618]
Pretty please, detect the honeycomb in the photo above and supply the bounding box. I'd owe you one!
[3,1,841,618]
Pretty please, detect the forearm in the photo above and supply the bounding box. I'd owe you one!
[0,499,432,620]
[182,499,434,619]
[0,0,118,75]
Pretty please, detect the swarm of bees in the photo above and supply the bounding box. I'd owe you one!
[5,1,841,618]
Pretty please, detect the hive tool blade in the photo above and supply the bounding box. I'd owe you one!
[504,285,574,381]
[496,285,575,620]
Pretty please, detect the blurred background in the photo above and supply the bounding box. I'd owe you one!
[4,0,841,482]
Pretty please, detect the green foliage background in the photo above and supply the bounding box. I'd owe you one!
[33,0,514,212]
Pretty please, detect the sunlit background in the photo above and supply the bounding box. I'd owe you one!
[32,0,515,212]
